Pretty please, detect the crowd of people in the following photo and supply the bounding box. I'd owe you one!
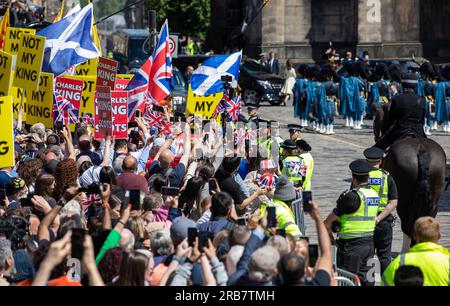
[0,0,45,27]
[1,84,449,287]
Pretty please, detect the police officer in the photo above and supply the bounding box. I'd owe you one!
[374,73,427,151]
[364,147,398,274]
[296,140,314,191]
[279,140,305,188]
[287,124,302,141]
[246,103,260,129]
[325,159,380,286]
[258,119,283,161]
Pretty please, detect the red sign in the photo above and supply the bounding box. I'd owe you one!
[111,91,128,139]
[97,57,118,89]
[114,78,130,91]
[54,76,84,113]
[95,86,113,138]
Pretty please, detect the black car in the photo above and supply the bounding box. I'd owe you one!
[239,60,286,105]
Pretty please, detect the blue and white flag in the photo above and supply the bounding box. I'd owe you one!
[190,51,242,96]
[37,3,100,76]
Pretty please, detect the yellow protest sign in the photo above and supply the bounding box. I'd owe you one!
[0,51,13,97]
[10,75,27,122]
[3,28,36,55]
[186,85,224,119]
[13,34,46,92]
[0,96,15,168]
[25,73,54,128]
[117,74,134,80]
[75,58,99,76]
[66,75,97,132]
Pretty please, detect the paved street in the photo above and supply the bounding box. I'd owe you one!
[257,103,450,252]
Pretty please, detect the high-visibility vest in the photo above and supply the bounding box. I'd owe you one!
[281,155,306,186]
[368,169,389,212]
[299,152,314,191]
[259,199,302,238]
[382,242,450,286]
[338,186,380,240]
[258,136,283,158]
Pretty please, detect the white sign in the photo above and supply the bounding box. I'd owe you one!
[169,35,178,58]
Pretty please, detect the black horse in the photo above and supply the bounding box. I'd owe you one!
[373,108,447,250]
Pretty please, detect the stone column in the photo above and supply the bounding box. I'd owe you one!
[261,0,313,65]
[357,0,423,59]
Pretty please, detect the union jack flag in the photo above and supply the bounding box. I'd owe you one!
[159,120,173,135]
[53,91,78,125]
[82,113,94,127]
[235,127,246,145]
[144,110,164,127]
[256,173,279,190]
[211,93,229,119]
[126,19,172,121]
[226,95,242,122]
[171,136,184,157]
[285,160,308,177]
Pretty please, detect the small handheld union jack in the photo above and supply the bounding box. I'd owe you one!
[211,93,229,119]
[256,173,279,190]
[226,95,242,122]
[82,113,94,127]
[53,91,78,125]
[144,109,164,127]
[285,160,308,177]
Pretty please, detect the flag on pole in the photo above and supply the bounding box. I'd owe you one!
[53,91,78,125]
[53,0,66,22]
[0,9,10,51]
[190,51,242,96]
[126,19,172,120]
[225,95,242,122]
[37,3,101,76]
[88,0,102,56]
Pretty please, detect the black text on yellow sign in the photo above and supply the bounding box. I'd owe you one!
[3,28,36,55]
[0,51,13,97]
[0,96,15,168]
[25,72,54,128]
[186,85,223,119]
[12,34,46,93]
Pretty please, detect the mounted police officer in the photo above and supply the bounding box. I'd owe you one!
[364,147,398,274]
[374,73,427,151]
[325,159,380,286]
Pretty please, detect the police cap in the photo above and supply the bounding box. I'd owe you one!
[280,139,297,149]
[288,124,302,132]
[296,139,311,152]
[349,159,374,175]
[363,147,384,162]
[247,103,259,111]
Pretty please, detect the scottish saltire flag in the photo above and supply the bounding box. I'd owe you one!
[190,51,242,96]
[38,3,100,76]
[126,19,172,120]
[226,95,242,122]
[53,92,78,124]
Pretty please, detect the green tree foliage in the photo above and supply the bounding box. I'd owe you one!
[145,0,211,38]
[92,0,126,18]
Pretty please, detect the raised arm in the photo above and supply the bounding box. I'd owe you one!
[310,201,333,277]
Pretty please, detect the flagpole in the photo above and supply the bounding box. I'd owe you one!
[243,0,270,34]
[93,0,146,26]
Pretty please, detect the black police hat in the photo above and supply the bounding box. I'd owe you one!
[288,124,302,132]
[247,103,259,110]
[363,147,384,161]
[280,139,297,149]
[296,139,311,152]
[349,159,374,175]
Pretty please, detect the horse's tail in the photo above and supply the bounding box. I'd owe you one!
[410,146,433,233]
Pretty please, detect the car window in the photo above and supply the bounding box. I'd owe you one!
[172,68,186,88]
[128,38,149,64]
[242,61,271,73]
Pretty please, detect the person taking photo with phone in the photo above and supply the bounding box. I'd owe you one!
[258,175,303,239]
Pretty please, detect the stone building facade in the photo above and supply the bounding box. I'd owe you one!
[209,0,450,63]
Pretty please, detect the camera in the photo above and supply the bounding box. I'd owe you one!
[221,75,233,90]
